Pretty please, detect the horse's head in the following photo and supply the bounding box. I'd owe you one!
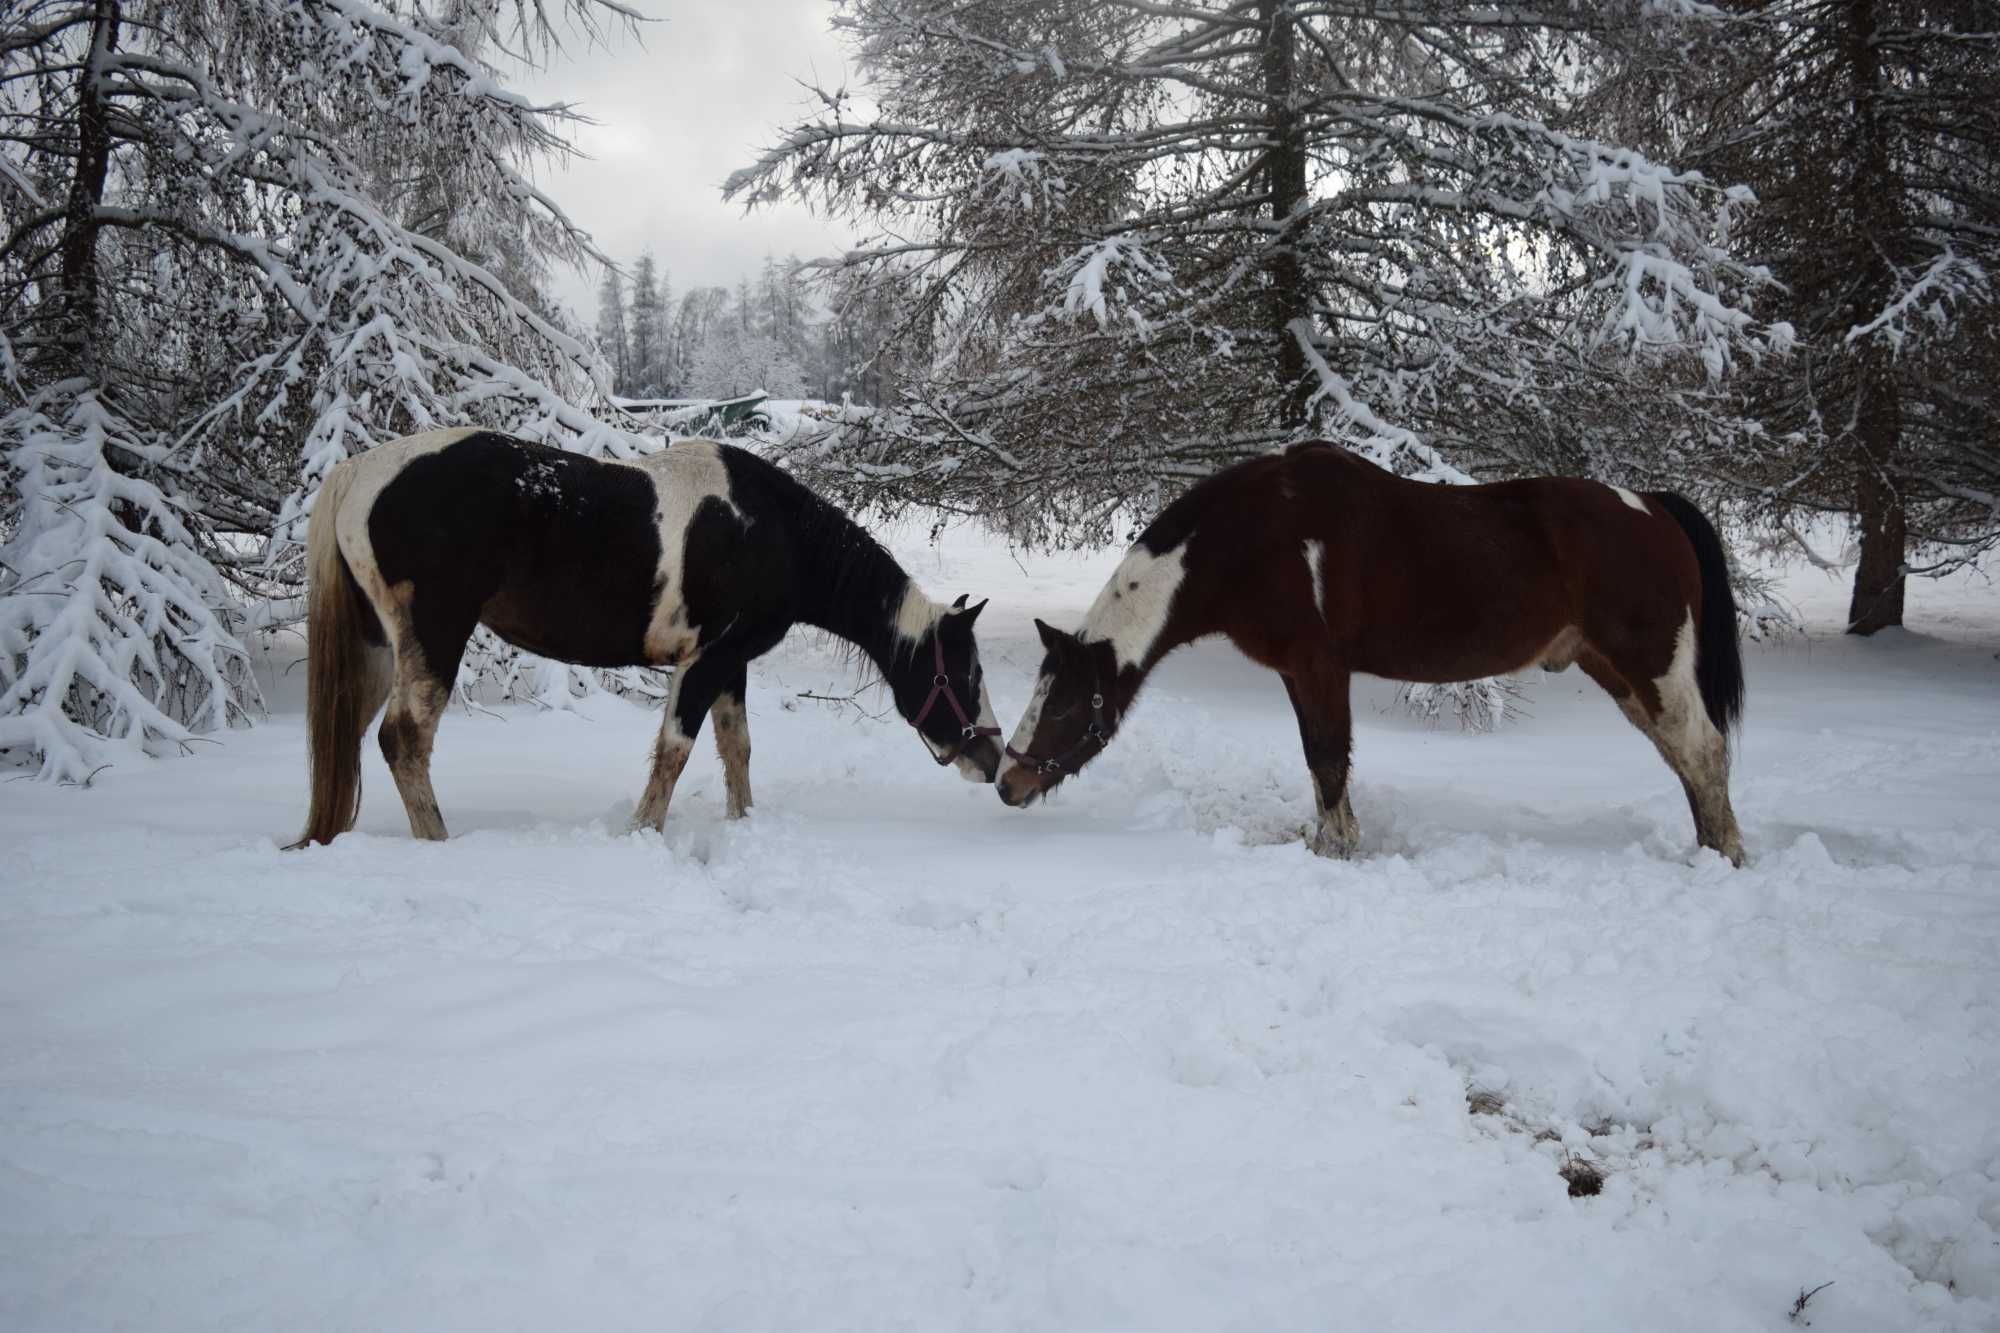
[997,618,1124,807]
[902,594,1003,783]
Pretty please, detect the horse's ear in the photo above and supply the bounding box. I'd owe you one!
[951,593,969,609]
[964,598,988,623]
[1034,617,1061,649]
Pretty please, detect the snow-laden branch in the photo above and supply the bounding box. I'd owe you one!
[1289,319,1473,485]
[1843,248,1991,352]
[0,390,260,782]
[1,0,643,779]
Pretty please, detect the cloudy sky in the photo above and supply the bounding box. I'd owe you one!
[518,0,862,312]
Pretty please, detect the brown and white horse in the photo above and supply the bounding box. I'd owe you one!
[292,428,1002,847]
[997,441,1747,865]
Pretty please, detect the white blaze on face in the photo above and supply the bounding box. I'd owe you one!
[1079,541,1188,670]
[951,672,999,783]
[943,666,998,783]
[999,669,1056,785]
[1303,538,1327,618]
[1608,484,1650,515]
[626,439,742,665]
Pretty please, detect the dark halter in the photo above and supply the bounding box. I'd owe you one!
[1005,671,1115,777]
[911,631,1001,764]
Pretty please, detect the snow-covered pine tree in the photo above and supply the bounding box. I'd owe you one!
[728,0,1789,547]
[664,268,688,394]
[628,252,663,397]
[1,0,649,781]
[596,268,632,394]
[685,321,810,401]
[672,285,729,394]
[1611,1,1999,634]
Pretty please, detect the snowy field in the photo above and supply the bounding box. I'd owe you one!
[4,521,1998,1332]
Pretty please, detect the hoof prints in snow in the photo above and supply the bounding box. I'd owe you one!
[1466,1086,1612,1199]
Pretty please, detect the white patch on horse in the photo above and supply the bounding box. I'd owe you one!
[1651,611,1708,759]
[951,675,1000,784]
[1642,609,1744,863]
[892,581,945,646]
[999,670,1055,788]
[1608,484,1650,514]
[1303,539,1327,619]
[1080,541,1187,671]
[331,427,484,620]
[623,439,741,666]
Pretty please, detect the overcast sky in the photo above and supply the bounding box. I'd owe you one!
[519,1,861,314]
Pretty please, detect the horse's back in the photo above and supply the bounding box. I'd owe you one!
[1253,444,1702,680]
[356,430,668,666]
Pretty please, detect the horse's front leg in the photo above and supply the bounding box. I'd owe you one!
[633,655,729,833]
[708,660,752,819]
[1282,666,1358,859]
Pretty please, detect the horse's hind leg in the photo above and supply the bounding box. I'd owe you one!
[1283,665,1359,859]
[709,661,752,819]
[380,662,452,841]
[1579,644,1745,866]
[378,600,474,842]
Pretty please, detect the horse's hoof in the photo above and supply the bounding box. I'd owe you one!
[1308,829,1358,860]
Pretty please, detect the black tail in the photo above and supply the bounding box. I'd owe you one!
[1646,490,1744,735]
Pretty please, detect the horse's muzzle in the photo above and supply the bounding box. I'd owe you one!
[959,736,1003,785]
[996,764,1044,808]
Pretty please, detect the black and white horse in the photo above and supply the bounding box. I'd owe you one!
[293,428,1001,846]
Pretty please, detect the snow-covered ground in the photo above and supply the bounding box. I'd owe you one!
[4,522,1998,1331]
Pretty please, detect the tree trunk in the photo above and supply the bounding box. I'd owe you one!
[1848,442,1907,634]
[53,0,120,379]
[1842,0,1907,635]
[1260,1,1311,429]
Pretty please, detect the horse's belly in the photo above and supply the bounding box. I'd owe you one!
[480,583,654,668]
[475,505,667,669]
[1350,604,1568,684]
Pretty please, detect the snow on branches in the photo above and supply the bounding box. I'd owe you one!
[1,0,644,779]
[0,388,258,783]
[730,0,1788,543]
